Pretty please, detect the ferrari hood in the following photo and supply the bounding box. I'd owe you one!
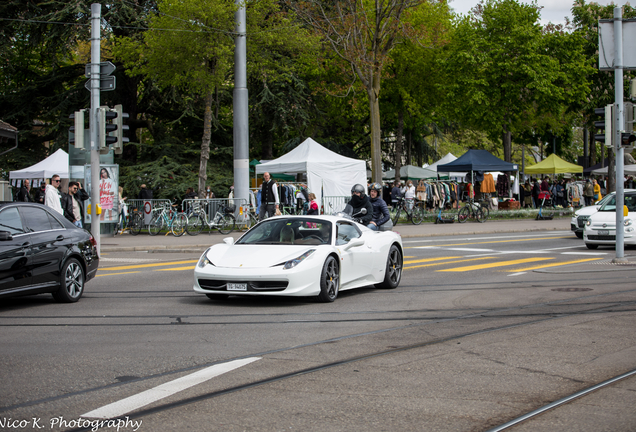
[206,244,317,268]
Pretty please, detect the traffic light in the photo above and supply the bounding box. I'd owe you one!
[69,109,87,150]
[594,104,613,148]
[622,102,636,149]
[99,104,129,154]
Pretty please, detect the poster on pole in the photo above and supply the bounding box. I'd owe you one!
[84,164,119,223]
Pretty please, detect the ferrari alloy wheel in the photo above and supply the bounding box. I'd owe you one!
[377,244,402,289]
[53,258,85,303]
[318,256,339,302]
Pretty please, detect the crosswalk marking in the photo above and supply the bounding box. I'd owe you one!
[100,260,198,271]
[403,256,461,265]
[409,236,571,249]
[505,258,603,272]
[404,257,494,270]
[437,257,552,272]
[81,357,260,419]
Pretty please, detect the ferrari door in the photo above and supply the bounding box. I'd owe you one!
[335,221,374,287]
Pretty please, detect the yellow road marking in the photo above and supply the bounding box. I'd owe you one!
[506,258,603,272]
[96,271,141,277]
[100,260,198,271]
[404,257,494,270]
[155,266,196,271]
[437,257,552,272]
[404,256,462,265]
[406,236,571,249]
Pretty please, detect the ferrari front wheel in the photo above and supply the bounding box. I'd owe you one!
[376,244,402,289]
[317,256,339,303]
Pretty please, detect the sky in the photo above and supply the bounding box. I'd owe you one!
[448,0,633,26]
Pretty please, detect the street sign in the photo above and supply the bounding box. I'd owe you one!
[84,76,116,92]
[85,61,116,77]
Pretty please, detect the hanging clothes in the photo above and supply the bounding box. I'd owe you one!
[481,173,496,194]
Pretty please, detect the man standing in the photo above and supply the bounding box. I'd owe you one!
[583,179,594,206]
[64,182,88,228]
[138,184,153,200]
[17,179,32,202]
[45,175,63,215]
[259,172,279,221]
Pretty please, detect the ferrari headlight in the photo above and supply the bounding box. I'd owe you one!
[283,249,315,270]
[197,248,213,268]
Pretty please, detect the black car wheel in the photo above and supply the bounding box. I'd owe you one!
[575,232,583,239]
[586,243,599,249]
[53,258,85,303]
[317,256,339,302]
[376,244,402,289]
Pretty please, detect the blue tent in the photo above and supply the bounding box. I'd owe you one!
[436,149,518,173]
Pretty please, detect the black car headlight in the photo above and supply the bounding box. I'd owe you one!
[197,248,214,268]
[283,249,315,270]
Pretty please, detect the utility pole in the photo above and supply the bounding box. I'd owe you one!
[90,3,101,254]
[613,6,626,261]
[233,0,249,219]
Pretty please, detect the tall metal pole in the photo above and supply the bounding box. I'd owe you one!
[233,0,249,216]
[90,3,101,255]
[614,6,626,262]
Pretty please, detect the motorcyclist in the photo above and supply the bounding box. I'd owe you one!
[367,182,391,231]
[349,184,373,225]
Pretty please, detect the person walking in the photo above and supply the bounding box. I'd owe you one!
[259,172,279,221]
[17,179,33,202]
[45,175,63,215]
[583,179,594,206]
[64,182,88,228]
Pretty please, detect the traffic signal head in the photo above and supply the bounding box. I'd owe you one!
[99,105,129,154]
[69,109,86,150]
[594,105,613,148]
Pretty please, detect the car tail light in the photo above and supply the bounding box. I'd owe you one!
[89,235,97,247]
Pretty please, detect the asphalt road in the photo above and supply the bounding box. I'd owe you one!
[1,230,635,432]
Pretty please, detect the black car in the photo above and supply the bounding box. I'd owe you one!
[0,202,99,302]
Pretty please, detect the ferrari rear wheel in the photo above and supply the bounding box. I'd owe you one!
[376,244,402,289]
[317,256,339,302]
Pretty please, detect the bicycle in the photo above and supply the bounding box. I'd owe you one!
[391,197,424,226]
[148,200,188,236]
[239,205,259,231]
[185,201,236,235]
[457,199,487,223]
[114,204,143,236]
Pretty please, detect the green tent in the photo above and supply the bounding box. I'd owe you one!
[525,154,583,174]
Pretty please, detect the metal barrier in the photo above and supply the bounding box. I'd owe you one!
[181,198,252,229]
[125,199,172,228]
[322,196,350,215]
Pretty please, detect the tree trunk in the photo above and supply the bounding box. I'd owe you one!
[590,127,597,166]
[198,92,213,198]
[368,75,382,184]
[394,109,404,183]
[502,130,512,162]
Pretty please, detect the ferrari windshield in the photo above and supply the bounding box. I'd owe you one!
[598,194,636,212]
[237,218,333,245]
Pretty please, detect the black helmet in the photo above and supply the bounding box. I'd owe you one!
[351,184,365,195]
[370,182,382,193]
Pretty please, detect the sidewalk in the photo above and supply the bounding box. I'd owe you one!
[100,218,572,253]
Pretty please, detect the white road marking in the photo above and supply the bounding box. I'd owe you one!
[508,272,527,276]
[561,251,608,255]
[441,248,495,252]
[81,357,260,419]
[403,232,571,244]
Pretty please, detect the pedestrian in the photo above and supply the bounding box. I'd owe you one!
[367,183,391,231]
[593,179,602,203]
[390,180,401,208]
[259,172,279,221]
[17,179,33,202]
[307,193,319,215]
[138,184,153,200]
[45,175,63,215]
[532,179,540,208]
[523,181,533,208]
[184,187,197,200]
[65,181,88,228]
[205,185,215,199]
[583,179,594,206]
[35,182,46,204]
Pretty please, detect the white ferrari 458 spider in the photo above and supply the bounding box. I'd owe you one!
[193,215,403,302]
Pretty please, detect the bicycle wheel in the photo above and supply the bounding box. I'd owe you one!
[241,212,257,231]
[476,207,487,223]
[148,214,164,236]
[480,205,489,221]
[392,208,401,226]
[218,214,236,235]
[171,213,187,237]
[186,213,204,236]
[130,213,143,236]
[458,206,470,223]
[411,204,424,225]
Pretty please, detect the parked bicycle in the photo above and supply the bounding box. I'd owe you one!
[114,206,144,236]
[186,201,236,235]
[457,199,487,223]
[392,197,424,225]
[148,200,188,236]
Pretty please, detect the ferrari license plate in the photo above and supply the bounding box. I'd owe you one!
[227,283,247,291]
[598,230,609,235]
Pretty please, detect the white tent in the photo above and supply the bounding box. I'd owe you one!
[255,138,367,212]
[9,148,69,180]
[591,164,636,175]
[428,153,464,180]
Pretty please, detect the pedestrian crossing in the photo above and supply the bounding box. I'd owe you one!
[403,254,603,272]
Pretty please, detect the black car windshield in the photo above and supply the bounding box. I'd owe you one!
[599,194,636,212]
[237,218,332,245]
